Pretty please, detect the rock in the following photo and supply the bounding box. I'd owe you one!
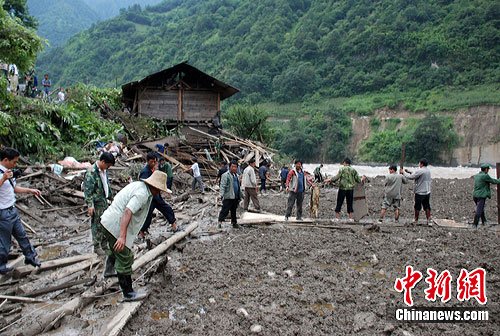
[402,331,413,336]
[236,307,249,318]
[370,254,379,265]
[282,269,295,277]
[416,248,422,252]
[383,323,395,333]
[208,297,216,304]
[250,324,262,333]
[353,312,377,332]
[267,271,276,278]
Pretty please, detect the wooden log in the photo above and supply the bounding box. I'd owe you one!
[20,219,36,235]
[100,301,143,336]
[15,205,44,224]
[0,295,45,303]
[14,254,96,278]
[41,205,85,213]
[16,170,43,180]
[62,188,85,199]
[23,277,93,298]
[20,223,198,336]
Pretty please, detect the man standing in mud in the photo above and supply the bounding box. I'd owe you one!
[378,165,407,223]
[242,158,260,212]
[472,163,500,227]
[102,170,169,301]
[138,152,177,239]
[0,148,41,274]
[285,160,314,221]
[218,161,243,228]
[327,158,365,222]
[401,158,432,225]
[84,152,115,275]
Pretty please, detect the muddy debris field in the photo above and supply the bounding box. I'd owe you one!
[0,163,498,335]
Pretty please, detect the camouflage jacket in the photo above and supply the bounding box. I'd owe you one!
[84,163,113,208]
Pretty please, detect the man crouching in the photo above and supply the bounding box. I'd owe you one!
[101,170,170,301]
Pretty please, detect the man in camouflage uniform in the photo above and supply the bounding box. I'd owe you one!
[84,153,115,275]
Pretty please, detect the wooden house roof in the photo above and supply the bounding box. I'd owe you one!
[122,61,239,107]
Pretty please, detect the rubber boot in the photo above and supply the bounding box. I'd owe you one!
[103,255,117,278]
[413,210,419,225]
[117,273,148,302]
[473,215,480,228]
[232,222,240,228]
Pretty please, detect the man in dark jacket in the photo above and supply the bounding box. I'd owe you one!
[138,152,177,238]
[472,163,500,227]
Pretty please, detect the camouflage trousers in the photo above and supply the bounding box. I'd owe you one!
[91,203,109,255]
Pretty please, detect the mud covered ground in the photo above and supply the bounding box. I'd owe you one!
[123,177,499,336]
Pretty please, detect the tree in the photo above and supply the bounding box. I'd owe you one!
[3,0,37,29]
[406,114,459,164]
[223,104,273,143]
[0,0,44,71]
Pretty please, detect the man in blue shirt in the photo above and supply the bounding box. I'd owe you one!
[285,160,314,221]
[218,161,242,228]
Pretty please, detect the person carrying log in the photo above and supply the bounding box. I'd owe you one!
[83,152,115,270]
[0,147,41,275]
[471,163,500,227]
[101,170,170,301]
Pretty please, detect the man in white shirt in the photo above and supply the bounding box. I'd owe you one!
[0,148,41,274]
[189,157,204,193]
[241,158,260,212]
[101,170,170,301]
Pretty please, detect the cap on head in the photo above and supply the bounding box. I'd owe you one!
[142,170,171,193]
[480,163,491,169]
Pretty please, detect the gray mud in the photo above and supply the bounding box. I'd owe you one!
[122,177,499,335]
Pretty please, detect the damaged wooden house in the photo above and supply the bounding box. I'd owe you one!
[121,62,276,182]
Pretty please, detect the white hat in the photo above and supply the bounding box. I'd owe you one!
[141,170,172,193]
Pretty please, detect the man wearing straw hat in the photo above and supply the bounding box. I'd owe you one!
[101,170,171,301]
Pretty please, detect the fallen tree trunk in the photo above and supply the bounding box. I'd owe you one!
[20,222,198,336]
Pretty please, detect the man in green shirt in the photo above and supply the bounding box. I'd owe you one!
[472,163,500,227]
[101,170,170,301]
[327,158,366,222]
[83,152,115,259]
[158,157,174,191]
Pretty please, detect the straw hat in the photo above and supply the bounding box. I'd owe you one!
[141,170,172,193]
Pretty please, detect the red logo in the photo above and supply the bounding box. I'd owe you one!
[394,266,423,306]
[457,268,487,304]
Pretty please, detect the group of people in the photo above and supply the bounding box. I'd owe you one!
[1,65,64,101]
[1,144,498,304]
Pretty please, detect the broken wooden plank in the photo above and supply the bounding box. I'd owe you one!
[20,219,36,235]
[101,301,144,336]
[62,188,85,199]
[41,205,86,213]
[0,295,46,303]
[15,205,44,224]
[14,254,96,278]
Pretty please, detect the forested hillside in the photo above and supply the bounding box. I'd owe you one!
[37,0,499,103]
[27,0,164,49]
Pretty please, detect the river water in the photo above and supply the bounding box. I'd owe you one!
[302,164,498,179]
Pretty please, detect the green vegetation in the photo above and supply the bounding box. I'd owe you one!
[358,115,459,164]
[26,0,164,50]
[223,104,273,144]
[0,85,123,161]
[36,0,499,105]
[0,0,43,71]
